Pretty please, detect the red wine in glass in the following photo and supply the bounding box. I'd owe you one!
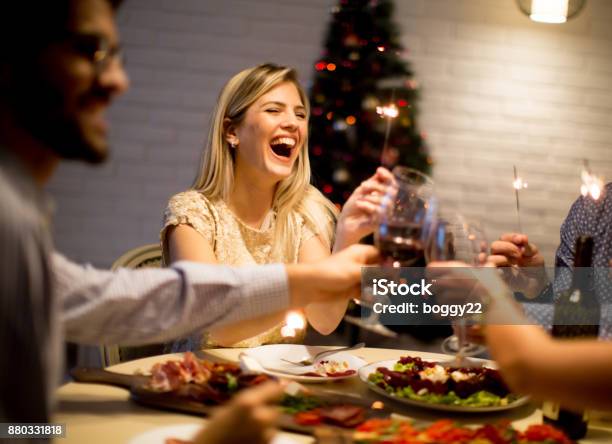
[378,222,426,268]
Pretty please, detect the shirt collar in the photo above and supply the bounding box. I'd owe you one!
[0,147,55,221]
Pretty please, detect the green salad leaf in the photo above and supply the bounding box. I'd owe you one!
[280,394,323,414]
[369,370,511,407]
[392,362,414,372]
[395,385,503,407]
[226,373,238,392]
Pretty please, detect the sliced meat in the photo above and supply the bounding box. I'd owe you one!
[319,405,366,428]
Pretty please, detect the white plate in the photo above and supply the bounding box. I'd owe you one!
[128,423,300,444]
[128,424,202,444]
[244,344,366,383]
[359,355,530,413]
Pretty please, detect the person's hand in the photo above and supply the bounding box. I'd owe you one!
[287,244,379,308]
[333,167,394,252]
[453,324,486,345]
[427,261,492,307]
[427,261,525,325]
[488,233,547,299]
[193,381,283,444]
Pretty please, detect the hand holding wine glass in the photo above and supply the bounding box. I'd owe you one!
[376,166,435,269]
[425,213,488,364]
[352,166,435,335]
[488,232,548,299]
[334,167,394,252]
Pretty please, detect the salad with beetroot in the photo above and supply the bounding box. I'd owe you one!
[368,356,516,407]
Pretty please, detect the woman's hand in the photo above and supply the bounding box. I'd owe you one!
[333,167,394,252]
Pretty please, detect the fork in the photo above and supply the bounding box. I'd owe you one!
[280,343,365,366]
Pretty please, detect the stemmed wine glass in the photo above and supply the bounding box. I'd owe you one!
[351,166,436,335]
[425,213,488,364]
[376,166,436,269]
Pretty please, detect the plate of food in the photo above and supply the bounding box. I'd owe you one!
[343,418,573,443]
[280,390,391,431]
[243,344,366,383]
[359,355,530,412]
[71,352,273,413]
[128,423,302,444]
[71,352,388,434]
[128,423,202,444]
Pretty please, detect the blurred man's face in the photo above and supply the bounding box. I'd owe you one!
[13,0,129,163]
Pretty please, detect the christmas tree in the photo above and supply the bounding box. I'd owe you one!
[308,0,431,205]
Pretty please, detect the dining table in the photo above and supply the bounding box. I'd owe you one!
[53,347,612,443]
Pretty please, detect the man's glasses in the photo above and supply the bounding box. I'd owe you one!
[61,32,124,73]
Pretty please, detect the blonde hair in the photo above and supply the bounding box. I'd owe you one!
[192,63,338,260]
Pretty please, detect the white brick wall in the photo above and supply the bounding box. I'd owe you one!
[48,0,612,267]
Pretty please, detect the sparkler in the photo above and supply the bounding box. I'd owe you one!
[512,165,528,233]
[377,89,398,167]
[580,159,604,201]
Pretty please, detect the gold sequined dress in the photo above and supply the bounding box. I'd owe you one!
[161,190,316,348]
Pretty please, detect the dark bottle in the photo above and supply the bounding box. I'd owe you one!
[543,235,600,440]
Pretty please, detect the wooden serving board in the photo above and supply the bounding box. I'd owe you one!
[70,367,391,435]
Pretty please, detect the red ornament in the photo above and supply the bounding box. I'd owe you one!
[315,61,326,71]
[323,184,333,194]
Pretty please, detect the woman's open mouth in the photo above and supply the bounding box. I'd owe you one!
[270,137,296,159]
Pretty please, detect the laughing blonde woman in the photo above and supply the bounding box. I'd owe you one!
[161,64,391,349]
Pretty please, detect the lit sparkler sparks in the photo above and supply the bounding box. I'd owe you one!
[580,160,604,201]
[377,93,399,167]
[280,311,306,338]
[376,104,399,118]
[513,165,528,233]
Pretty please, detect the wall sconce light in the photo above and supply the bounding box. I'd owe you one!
[516,0,586,24]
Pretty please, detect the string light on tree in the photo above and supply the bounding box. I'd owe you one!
[333,168,351,183]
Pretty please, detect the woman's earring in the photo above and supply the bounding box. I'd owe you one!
[229,142,238,149]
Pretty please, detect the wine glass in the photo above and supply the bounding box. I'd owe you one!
[426,213,488,364]
[376,166,436,269]
[351,167,436,335]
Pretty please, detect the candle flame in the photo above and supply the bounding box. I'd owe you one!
[280,325,295,338]
[281,311,306,338]
[376,104,399,118]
